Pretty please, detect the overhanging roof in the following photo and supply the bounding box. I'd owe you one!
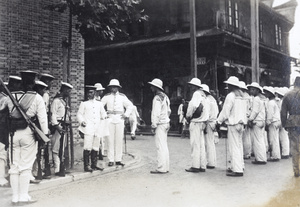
[85,28,224,52]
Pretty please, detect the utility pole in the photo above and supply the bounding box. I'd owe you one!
[251,0,260,82]
[190,0,197,77]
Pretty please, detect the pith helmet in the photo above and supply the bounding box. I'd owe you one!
[148,78,164,91]
[94,83,105,91]
[201,84,210,94]
[224,76,240,87]
[263,86,275,96]
[107,79,122,88]
[239,81,248,90]
[188,78,202,88]
[247,82,263,93]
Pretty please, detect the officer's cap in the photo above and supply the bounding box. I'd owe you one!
[20,70,38,81]
[85,85,96,90]
[40,73,55,81]
[9,75,22,82]
[35,80,48,88]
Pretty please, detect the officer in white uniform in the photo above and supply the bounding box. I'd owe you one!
[247,82,267,164]
[0,70,48,204]
[77,85,107,172]
[185,78,209,173]
[264,87,281,161]
[148,78,171,174]
[201,84,219,169]
[217,76,247,176]
[101,79,133,167]
[50,82,73,176]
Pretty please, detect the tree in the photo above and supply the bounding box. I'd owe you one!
[45,0,148,45]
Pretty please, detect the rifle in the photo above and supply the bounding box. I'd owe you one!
[0,77,50,143]
[36,140,44,180]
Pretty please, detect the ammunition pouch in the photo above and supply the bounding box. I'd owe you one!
[9,118,28,132]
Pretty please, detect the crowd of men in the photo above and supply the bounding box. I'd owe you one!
[1,70,300,204]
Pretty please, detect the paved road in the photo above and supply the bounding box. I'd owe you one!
[1,135,299,207]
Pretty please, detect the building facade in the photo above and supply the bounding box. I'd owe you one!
[85,0,297,130]
[0,0,85,130]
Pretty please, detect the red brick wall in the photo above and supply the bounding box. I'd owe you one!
[0,0,84,137]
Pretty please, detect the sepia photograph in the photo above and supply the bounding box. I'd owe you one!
[0,0,300,206]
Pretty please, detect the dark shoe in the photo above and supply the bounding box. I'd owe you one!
[42,175,51,179]
[267,158,280,162]
[108,162,114,166]
[55,172,65,177]
[226,171,243,177]
[281,155,289,159]
[251,153,255,157]
[92,166,104,171]
[131,136,136,140]
[30,179,41,184]
[84,167,93,172]
[206,166,215,169]
[116,162,125,167]
[243,156,251,160]
[252,160,267,165]
[11,201,18,206]
[150,170,168,174]
[226,168,233,173]
[294,172,300,177]
[185,167,200,173]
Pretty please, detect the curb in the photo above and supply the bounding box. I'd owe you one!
[29,153,141,192]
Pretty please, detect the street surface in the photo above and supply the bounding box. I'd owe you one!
[1,134,300,207]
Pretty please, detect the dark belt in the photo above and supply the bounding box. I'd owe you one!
[107,111,123,115]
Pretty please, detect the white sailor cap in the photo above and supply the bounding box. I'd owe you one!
[35,80,48,88]
[61,81,73,89]
[3,82,8,85]
[9,75,22,81]
[40,73,55,80]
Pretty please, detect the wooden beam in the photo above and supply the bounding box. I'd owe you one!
[251,0,260,82]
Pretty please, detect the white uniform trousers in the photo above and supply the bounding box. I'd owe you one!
[227,124,244,173]
[84,134,100,151]
[205,124,216,167]
[251,121,267,162]
[189,122,206,169]
[154,123,170,172]
[279,127,290,156]
[8,127,37,202]
[129,117,138,136]
[264,130,269,154]
[268,123,281,159]
[108,121,124,162]
[0,143,8,186]
[51,130,66,173]
[243,126,252,158]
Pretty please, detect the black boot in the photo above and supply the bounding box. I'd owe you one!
[91,150,104,171]
[83,150,93,172]
[98,149,103,160]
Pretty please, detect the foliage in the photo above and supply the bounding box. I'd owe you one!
[45,0,148,45]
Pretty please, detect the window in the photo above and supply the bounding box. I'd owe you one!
[226,0,239,30]
[275,24,282,46]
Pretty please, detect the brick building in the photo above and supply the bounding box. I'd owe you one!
[0,0,85,131]
[85,0,297,130]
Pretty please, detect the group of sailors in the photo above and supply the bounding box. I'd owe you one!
[183,76,294,177]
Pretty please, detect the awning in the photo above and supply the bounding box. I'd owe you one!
[85,28,224,52]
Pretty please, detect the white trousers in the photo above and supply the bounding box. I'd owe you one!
[108,121,124,162]
[8,127,37,202]
[227,124,244,173]
[129,118,137,136]
[279,126,290,156]
[0,143,8,186]
[251,122,267,162]
[84,134,100,151]
[205,123,216,167]
[154,123,170,172]
[268,123,280,159]
[189,122,206,169]
[243,126,252,157]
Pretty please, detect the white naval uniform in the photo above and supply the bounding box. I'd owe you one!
[266,99,281,159]
[205,94,219,167]
[77,99,107,151]
[129,105,140,136]
[2,91,48,202]
[50,96,68,173]
[101,92,133,162]
[217,90,247,173]
[242,92,252,158]
[249,94,267,162]
[186,90,209,170]
[151,91,171,173]
[276,98,290,157]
